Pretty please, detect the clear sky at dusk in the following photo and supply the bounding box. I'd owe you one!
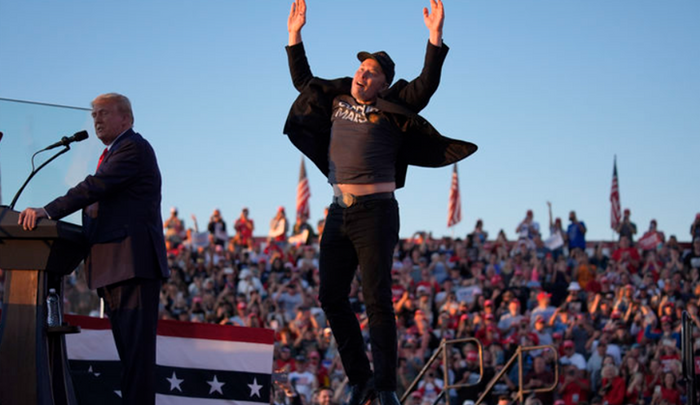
[1,1,698,242]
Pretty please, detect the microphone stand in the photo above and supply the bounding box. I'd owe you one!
[9,145,71,210]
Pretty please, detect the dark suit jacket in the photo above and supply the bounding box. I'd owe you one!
[284,41,477,189]
[44,129,169,289]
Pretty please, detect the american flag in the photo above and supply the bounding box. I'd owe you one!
[65,314,274,404]
[296,157,311,220]
[610,156,622,230]
[447,163,461,227]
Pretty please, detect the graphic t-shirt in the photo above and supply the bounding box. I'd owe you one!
[328,95,402,184]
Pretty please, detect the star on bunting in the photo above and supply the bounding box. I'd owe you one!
[87,365,101,377]
[167,371,184,392]
[207,375,225,395]
[248,378,263,398]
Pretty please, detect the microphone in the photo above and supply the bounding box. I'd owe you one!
[43,130,88,151]
[8,130,88,209]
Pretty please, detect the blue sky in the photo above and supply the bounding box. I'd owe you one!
[1,1,698,242]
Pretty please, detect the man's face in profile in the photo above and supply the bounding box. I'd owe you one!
[92,100,129,145]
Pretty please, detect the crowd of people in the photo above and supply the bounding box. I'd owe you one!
[4,206,700,405]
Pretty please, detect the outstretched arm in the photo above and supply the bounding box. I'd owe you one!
[389,0,449,112]
[286,0,315,91]
[288,0,306,46]
[423,0,444,47]
[191,214,199,232]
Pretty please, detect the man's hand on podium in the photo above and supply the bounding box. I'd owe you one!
[18,207,48,231]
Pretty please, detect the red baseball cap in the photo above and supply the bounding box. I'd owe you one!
[537,292,551,301]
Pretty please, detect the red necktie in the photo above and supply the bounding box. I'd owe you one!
[96,148,108,171]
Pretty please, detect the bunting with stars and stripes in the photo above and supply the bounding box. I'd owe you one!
[65,314,274,404]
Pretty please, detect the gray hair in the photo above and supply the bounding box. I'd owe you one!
[92,93,134,125]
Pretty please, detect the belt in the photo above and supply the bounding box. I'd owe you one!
[332,192,394,208]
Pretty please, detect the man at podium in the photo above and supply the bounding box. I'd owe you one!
[18,92,169,405]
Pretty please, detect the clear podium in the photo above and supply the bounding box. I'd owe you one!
[0,206,87,405]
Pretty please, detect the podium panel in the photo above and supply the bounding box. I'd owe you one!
[0,207,86,272]
[0,206,87,405]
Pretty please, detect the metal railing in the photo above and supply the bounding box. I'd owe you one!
[473,345,558,405]
[400,337,484,405]
[399,340,559,405]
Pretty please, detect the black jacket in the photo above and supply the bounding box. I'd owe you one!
[284,41,477,189]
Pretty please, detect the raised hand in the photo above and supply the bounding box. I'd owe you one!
[423,0,444,46]
[288,0,306,45]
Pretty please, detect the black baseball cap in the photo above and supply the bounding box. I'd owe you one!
[357,51,395,84]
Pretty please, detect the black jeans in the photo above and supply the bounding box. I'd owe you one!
[318,197,400,391]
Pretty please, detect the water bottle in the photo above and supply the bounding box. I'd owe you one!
[46,288,62,327]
